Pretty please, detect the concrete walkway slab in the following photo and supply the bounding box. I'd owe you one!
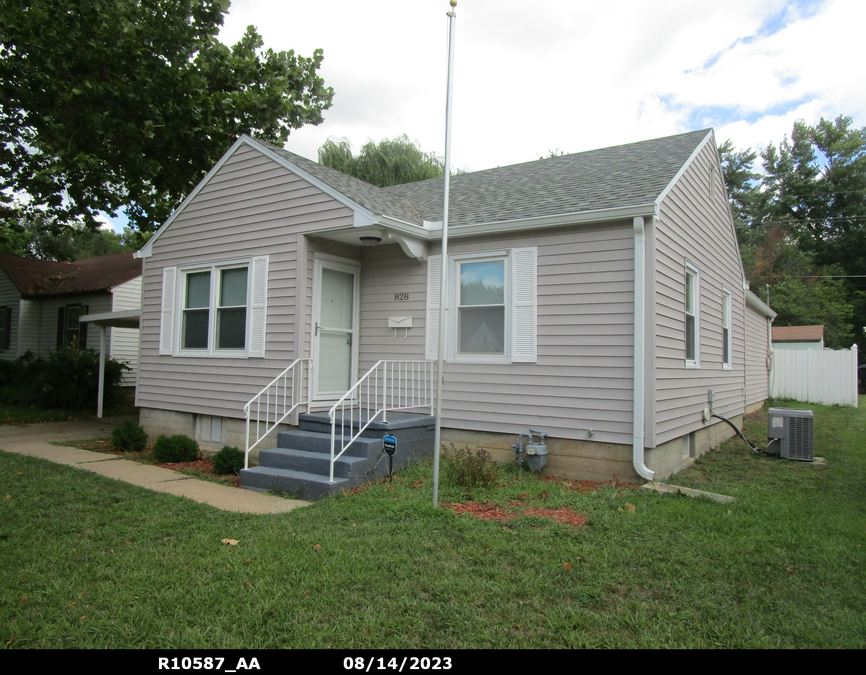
[0,418,310,514]
[153,480,306,514]
[8,443,120,466]
[82,459,193,486]
[641,481,735,503]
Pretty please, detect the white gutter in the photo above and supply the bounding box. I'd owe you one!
[745,289,776,318]
[633,216,654,481]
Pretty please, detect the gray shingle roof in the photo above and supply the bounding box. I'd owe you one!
[385,129,711,226]
[256,129,711,228]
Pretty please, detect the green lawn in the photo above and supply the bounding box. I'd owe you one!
[0,404,95,426]
[1,399,137,426]
[1,398,864,649]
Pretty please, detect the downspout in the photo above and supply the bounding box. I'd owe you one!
[633,216,654,480]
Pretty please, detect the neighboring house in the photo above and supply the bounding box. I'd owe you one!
[134,129,776,484]
[0,253,142,385]
[772,324,824,350]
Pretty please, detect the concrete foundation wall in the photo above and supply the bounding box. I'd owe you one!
[443,415,741,483]
[745,400,765,415]
[139,407,296,463]
[141,406,742,481]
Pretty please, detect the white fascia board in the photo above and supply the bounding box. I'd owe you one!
[136,136,250,259]
[374,215,433,239]
[746,289,776,318]
[654,130,714,209]
[242,135,378,225]
[425,203,658,240]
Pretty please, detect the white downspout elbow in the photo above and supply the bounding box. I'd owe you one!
[633,216,654,481]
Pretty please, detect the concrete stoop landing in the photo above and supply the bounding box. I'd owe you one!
[239,411,435,500]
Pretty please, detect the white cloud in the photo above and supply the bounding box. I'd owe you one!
[219,0,864,169]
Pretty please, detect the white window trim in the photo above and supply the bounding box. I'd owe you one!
[175,258,252,358]
[447,250,511,364]
[722,287,733,370]
[685,262,700,368]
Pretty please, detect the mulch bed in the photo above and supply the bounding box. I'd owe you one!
[444,500,587,528]
[443,478,638,527]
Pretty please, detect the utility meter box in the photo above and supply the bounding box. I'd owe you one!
[767,408,814,462]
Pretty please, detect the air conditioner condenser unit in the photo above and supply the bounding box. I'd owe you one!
[767,408,814,462]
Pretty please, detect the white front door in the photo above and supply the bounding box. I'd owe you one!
[312,257,360,400]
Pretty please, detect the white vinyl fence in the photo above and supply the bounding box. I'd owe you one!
[770,345,859,407]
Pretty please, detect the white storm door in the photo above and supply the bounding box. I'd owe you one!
[312,257,360,399]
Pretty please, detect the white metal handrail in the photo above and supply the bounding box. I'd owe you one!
[244,358,312,469]
[328,360,435,482]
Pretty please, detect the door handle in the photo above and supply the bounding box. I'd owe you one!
[315,322,320,336]
[346,334,352,346]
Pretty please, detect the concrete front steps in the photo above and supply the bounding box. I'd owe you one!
[239,411,435,500]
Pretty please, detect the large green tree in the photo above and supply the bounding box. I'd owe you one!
[719,116,866,353]
[319,135,444,187]
[0,214,149,261]
[0,0,333,234]
[758,116,866,273]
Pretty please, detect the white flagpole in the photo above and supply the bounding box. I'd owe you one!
[433,0,457,508]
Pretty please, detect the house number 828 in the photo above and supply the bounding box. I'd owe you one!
[394,293,409,301]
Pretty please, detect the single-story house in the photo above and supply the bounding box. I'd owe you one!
[772,324,824,350]
[0,252,142,385]
[134,128,776,488]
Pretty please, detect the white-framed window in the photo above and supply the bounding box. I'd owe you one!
[722,287,732,369]
[426,247,537,364]
[159,256,269,358]
[180,264,248,353]
[455,253,508,359]
[685,262,700,367]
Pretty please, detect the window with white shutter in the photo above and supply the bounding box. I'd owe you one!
[425,248,537,364]
[160,256,268,358]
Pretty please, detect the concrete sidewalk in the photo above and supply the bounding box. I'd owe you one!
[0,418,309,514]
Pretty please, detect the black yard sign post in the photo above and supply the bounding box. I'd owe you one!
[383,434,397,483]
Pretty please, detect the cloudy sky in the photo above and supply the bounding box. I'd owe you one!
[216,0,865,174]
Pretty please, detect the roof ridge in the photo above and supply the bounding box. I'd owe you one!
[382,128,712,191]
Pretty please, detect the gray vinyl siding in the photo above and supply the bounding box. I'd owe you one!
[653,139,746,446]
[744,303,770,405]
[0,270,20,360]
[137,142,356,419]
[17,299,41,357]
[359,223,637,445]
[359,243,428,369]
[111,276,142,386]
[37,293,113,356]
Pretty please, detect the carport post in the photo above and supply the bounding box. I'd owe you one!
[97,325,105,418]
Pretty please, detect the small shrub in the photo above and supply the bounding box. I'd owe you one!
[38,347,128,410]
[153,434,200,463]
[444,444,500,488]
[111,419,148,453]
[213,445,244,475]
